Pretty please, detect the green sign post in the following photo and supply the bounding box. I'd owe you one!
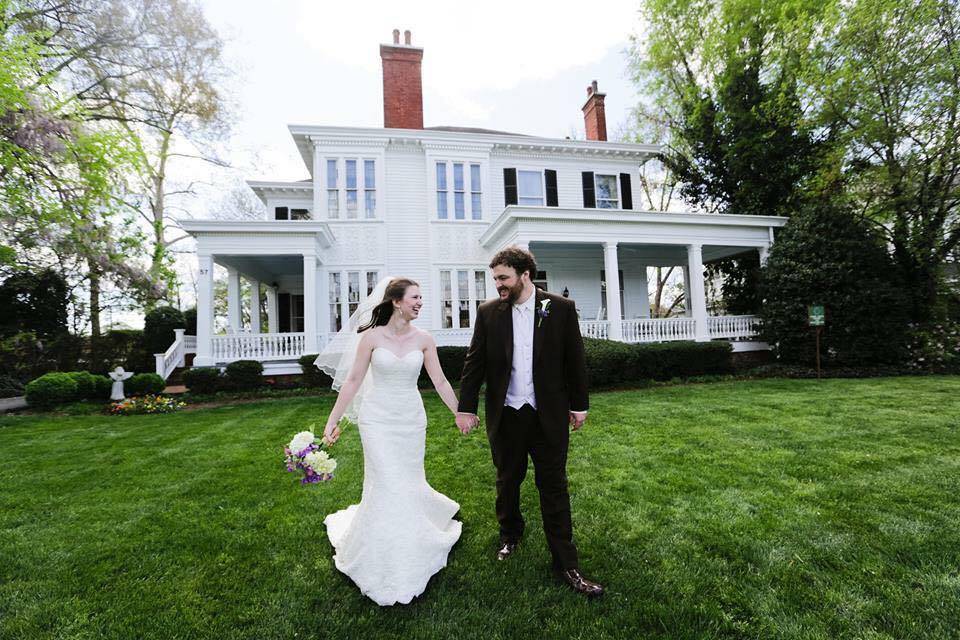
[808,304,825,379]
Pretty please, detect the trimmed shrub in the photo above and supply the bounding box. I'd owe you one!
[299,354,334,388]
[25,372,78,408]
[759,201,909,366]
[93,375,112,400]
[65,371,100,400]
[183,367,221,394]
[126,373,165,396]
[223,360,264,391]
[583,338,733,387]
[183,307,197,335]
[0,374,24,399]
[143,306,186,356]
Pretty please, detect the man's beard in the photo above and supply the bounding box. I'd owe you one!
[498,280,525,304]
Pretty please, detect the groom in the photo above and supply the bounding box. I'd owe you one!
[456,246,604,598]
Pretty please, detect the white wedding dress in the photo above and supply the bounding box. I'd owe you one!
[323,347,462,606]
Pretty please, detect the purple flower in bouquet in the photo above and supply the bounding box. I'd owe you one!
[284,429,337,485]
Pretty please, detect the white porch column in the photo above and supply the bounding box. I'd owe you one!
[603,241,623,341]
[226,267,242,331]
[318,266,329,338]
[638,266,650,318]
[759,245,770,266]
[686,243,709,342]
[312,139,323,220]
[303,254,318,353]
[249,278,261,333]
[682,266,693,317]
[194,255,215,366]
[266,286,279,333]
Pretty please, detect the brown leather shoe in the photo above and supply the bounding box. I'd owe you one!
[555,568,604,598]
[496,541,518,561]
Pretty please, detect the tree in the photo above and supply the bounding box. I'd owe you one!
[630,0,831,313]
[805,0,960,323]
[0,268,68,339]
[760,200,908,366]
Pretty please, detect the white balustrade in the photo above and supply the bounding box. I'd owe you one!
[579,321,610,340]
[210,332,306,361]
[155,329,186,380]
[184,335,197,352]
[707,315,761,339]
[433,328,475,347]
[621,318,697,343]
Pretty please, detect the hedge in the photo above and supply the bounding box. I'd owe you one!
[298,354,334,388]
[182,367,221,394]
[126,373,166,396]
[25,372,79,408]
[223,360,264,391]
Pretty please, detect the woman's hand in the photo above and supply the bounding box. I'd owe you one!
[323,421,341,446]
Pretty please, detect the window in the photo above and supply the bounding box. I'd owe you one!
[470,164,482,219]
[595,174,619,209]
[347,271,361,315]
[291,294,305,332]
[453,163,465,219]
[533,270,548,291]
[366,271,379,295]
[440,271,453,328]
[474,270,486,312]
[436,162,448,219]
[518,170,544,206]
[440,268,488,328]
[326,160,338,218]
[290,208,310,220]
[600,269,625,320]
[274,206,289,220]
[364,160,376,218]
[345,160,358,218]
[329,273,342,331]
[458,270,470,327]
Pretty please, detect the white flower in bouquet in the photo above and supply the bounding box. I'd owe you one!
[304,450,337,475]
[288,431,316,455]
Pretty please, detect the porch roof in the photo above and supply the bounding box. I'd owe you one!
[480,206,788,254]
[179,220,336,252]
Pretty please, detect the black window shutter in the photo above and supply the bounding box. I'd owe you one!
[619,173,633,210]
[581,172,596,208]
[278,293,291,332]
[545,169,559,207]
[503,168,518,206]
[275,206,289,220]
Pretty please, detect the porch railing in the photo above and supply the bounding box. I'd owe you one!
[622,318,697,343]
[707,315,761,339]
[211,332,306,361]
[579,321,610,340]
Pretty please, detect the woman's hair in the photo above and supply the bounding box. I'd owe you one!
[489,245,537,279]
[357,277,419,333]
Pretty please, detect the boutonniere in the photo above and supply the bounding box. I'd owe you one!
[537,299,551,327]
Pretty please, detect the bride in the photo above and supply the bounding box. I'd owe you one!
[315,276,469,606]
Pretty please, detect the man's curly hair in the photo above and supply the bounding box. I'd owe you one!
[489,245,537,279]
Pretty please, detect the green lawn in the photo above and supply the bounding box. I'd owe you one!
[1,377,959,640]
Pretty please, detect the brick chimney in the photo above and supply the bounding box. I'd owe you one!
[380,29,424,129]
[582,80,607,141]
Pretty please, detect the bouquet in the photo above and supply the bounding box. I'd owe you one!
[284,428,337,484]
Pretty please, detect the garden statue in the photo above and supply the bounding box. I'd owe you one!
[108,366,134,401]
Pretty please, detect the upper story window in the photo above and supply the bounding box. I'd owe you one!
[273,206,311,220]
[595,174,619,209]
[325,157,378,219]
[503,168,558,207]
[581,171,633,210]
[436,161,483,220]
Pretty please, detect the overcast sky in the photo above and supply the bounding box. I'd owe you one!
[200,0,647,182]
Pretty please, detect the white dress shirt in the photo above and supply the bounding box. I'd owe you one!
[505,292,537,410]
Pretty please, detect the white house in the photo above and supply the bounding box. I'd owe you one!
[159,30,787,378]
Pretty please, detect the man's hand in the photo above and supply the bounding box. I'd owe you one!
[569,411,587,431]
[455,412,479,435]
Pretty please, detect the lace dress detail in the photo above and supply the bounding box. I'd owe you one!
[323,347,462,606]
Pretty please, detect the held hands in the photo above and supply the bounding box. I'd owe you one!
[569,411,587,431]
[455,412,479,435]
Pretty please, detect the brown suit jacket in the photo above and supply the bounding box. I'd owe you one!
[458,288,589,445]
